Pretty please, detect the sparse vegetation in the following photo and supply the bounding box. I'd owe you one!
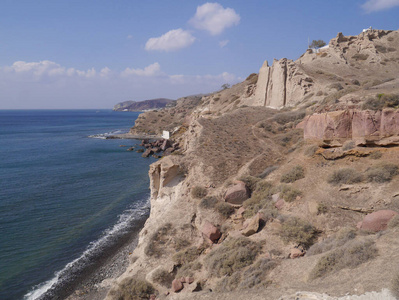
[308,227,356,256]
[317,203,328,215]
[280,217,317,247]
[362,93,399,110]
[243,180,275,218]
[199,196,218,209]
[310,239,377,279]
[215,202,235,218]
[328,168,363,185]
[108,277,156,300]
[365,162,398,183]
[304,144,318,156]
[277,184,302,202]
[173,246,202,265]
[144,223,174,257]
[352,53,369,61]
[273,110,306,125]
[369,151,382,159]
[328,83,344,91]
[205,238,262,277]
[310,39,326,49]
[257,165,278,179]
[176,261,202,278]
[239,175,260,193]
[280,165,305,183]
[191,186,207,199]
[388,215,399,229]
[151,268,174,288]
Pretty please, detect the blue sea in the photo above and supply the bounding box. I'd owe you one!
[0,110,156,300]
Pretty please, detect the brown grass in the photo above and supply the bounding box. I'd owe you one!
[151,269,174,288]
[280,217,317,248]
[277,184,302,202]
[365,162,398,183]
[327,168,363,185]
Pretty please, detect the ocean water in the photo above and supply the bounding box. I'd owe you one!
[0,110,155,300]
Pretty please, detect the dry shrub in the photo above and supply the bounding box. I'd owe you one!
[365,162,398,183]
[369,151,382,160]
[215,202,235,218]
[307,227,356,256]
[199,196,218,209]
[362,94,399,110]
[243,181,275,218]
[176,261,202,278]
[342,140,355,151]
[280,217,317,248]
[327,168,363,185]
[317,203,328,214]
[304,144,318,156]
[257,165,278,179]
[173,246,202,265]
[151,268,174,288]
[280,165,305,183]
[191,186,207,199]
[273,110,306,125]
[205,238,262,277]
[310,239,377,279]
[108,277,156,300]
[328,83,344,91]
[239,175,260,192]
[277,184,302,202]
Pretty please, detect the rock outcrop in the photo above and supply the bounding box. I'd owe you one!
[300,109,399,146]
[113,98,175,111]
[224,181,250,205]
[252,59,315,109]
[357,210,398,232]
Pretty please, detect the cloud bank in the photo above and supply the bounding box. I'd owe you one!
[189,2,240,35]
[0,61,241,109]
[362,0,399,12]
[145,29,196,51]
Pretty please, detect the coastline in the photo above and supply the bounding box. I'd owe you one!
[105,133,162,140]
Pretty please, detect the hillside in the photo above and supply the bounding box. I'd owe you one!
[72,29,399,300]
[113,98,175,112]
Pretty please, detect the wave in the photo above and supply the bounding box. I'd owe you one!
[24,198,150,300]
[88,129,127,139]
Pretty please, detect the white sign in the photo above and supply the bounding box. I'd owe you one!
[162,131,170,140]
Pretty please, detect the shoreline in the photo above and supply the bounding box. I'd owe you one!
[105,133,162,140]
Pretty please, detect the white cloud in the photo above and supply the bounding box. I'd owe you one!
[362,0,399,12]
[189,3,240,35]
[219,40,229,48]
[0,60,241,109]
[121,62,162,77]
[145,29,196,52]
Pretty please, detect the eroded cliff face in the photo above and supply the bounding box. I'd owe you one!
[300,109,399,147]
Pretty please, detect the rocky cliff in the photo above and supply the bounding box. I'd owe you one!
[96,29,399,300]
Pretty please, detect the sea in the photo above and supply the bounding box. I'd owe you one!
[0,110,156,300]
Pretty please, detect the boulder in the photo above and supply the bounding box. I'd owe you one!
[242,213,261,236]
[290,248,304,259]
[161,139,172,151]
[224,181,250,205]
[151,147,161,153]
[201,221,221,243]
[126,147,134,151]
[275,198,285,210]
[142,149,154,158]
[357,210,398,232]
[172,279,183,293]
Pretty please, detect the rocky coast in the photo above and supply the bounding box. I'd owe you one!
[72,29,399,300]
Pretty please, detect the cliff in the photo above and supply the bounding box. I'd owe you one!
[113,98,175,112]
[92,29,399,300]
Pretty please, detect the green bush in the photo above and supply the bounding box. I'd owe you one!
[280,217,317,248]
[205,238,262,277]
[280,165,305,183]
[310,239,377,279]
[365,163,398,183]
[277,184,302,202]
[191,186,207,199]
[108,277,156,300]
[327,168,363,185]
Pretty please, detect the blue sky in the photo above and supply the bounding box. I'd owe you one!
[1,0,399,109]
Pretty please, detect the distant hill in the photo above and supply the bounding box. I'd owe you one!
[113,98,175,111]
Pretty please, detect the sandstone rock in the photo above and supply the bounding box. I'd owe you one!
[275,198,285,210]
[242,213,261,236]
[357,210,398,232]
[149,156,182,198]
[201,221,221,243]
[224,181,250,205]
[272,193,281,203]
[186,277,194,284]
[172,279,183,293]
[290,248,304,259]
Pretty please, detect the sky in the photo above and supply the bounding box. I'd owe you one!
[1,0,399,109]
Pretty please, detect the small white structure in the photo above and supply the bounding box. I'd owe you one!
[162,130,170,140]
[363,26,372,33]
